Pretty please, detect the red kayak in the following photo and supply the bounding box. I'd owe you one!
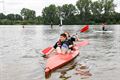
[45,40,89,77]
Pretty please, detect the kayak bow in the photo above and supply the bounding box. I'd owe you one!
[45,40,89,77]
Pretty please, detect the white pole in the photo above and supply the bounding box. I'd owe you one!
[60,17,63,26]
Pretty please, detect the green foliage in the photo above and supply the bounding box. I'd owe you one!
[76,0,92,23]
[0,0,120,25]
[0,13,6,19]
[6,14,22,21]
[59,4,77,24]
[42,4,59,25]
[21,8,36,20]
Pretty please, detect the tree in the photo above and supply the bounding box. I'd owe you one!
[15,14,23,20]
[76,0,92,23]
[35,16,43,24]
[102,0,116,23]
[42,4,59,24]
[6,14,22,20]
[21,8,36,20]
[6,14,15,20]
[0,0,119,25]
[110,12,120,24]
[90,0,104,23]
[58,4,77,24]
[102,0,115,14]
[60,4,76,18]
[0,13,6,19]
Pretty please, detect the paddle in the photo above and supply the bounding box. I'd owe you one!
[41,25,89,55]
[41,46,53,55]
[80,25,89,32]
[76,40,89,47]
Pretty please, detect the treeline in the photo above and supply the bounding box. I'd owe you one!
[0,0,120,25]
[0,8,43,25]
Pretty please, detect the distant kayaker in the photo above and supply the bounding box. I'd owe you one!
[102,23,107,31]
[50,21,53,29]
[22,25,24,28]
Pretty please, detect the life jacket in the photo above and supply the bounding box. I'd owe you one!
[66,36,76,45]
[56,40,62,47]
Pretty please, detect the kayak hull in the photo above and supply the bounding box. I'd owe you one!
[94,30,113,33]
[44,40,89,77]
[45,48,79,77]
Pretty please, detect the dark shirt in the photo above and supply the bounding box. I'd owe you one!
[53,40,65,49]
[66,36,76,45]
[53,36,76,49]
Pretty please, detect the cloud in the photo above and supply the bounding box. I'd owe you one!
[114,0,120,12]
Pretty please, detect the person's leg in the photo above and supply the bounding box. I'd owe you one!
[56,47,62,54]
[61,44,69,54]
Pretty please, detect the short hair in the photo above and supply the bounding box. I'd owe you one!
[60,33,67,38]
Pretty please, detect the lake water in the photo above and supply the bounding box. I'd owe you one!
[0,25,120,80]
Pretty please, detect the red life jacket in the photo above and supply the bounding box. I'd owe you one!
[57,40,62,47]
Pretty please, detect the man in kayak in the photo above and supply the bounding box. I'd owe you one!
[47,33,71,55]
[53,33,69,54]
[47,32,80,55]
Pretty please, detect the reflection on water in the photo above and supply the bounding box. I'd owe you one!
[0,25,120,80]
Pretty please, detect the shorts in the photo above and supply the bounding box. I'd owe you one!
[61,44,69,51]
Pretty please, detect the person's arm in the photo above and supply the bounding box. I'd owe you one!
[46,42,57,55]
[75,34,80,41]
[72,34,80,42]
[47,48,55,55]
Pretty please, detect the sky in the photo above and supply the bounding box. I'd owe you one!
[0,0,120,16]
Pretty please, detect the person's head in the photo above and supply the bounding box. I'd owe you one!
[60,33,67,42]
[64,32,70,39]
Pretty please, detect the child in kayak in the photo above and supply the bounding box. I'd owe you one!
[64,32,80,50]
